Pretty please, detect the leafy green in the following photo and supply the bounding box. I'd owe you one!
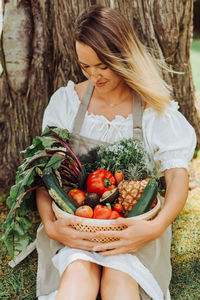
[79,138,157,180]
[1,126,81,259]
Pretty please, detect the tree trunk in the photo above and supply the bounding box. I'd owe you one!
[0,0,199,193]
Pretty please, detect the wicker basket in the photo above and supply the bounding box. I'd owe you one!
[52,197,161,243]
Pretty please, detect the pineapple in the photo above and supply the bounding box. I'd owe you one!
[118,178,149,215]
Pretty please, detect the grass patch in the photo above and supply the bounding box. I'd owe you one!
[0,200,39,299]
[169,155,200,299]
[190,39,200,94]
[170,213,200,299]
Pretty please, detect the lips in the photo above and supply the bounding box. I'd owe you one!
[96,81,107,87]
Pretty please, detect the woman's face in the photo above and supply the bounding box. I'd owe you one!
[75,41,123,92]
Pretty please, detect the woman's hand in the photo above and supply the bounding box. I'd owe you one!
[45,216,99,251]
[91,217,161,256]
[36,186,98,251]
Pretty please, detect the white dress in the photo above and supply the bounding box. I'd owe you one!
[39,80,196,300]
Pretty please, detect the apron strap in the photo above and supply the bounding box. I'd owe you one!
[72,81,94,135]
[132,94,144,141]
[72,81,144,140]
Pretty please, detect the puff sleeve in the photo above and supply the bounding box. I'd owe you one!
[42,81,80,132]
[143,101,196,174]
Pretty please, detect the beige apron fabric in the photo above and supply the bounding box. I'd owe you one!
[36,81,171,299]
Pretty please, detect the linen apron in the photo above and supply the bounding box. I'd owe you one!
[36,81,171,299]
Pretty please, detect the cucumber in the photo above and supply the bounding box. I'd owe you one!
[42,170,78,214]
[126,179,158,218]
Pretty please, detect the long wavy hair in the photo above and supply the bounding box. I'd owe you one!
[74,5,171,113]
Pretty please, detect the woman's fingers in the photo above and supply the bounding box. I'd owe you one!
[111,217,138,226]
[66,238,99,251]
[57,216,84,226]
[93,240,122,252]
[56,218,126,240]
[100,247,130,256]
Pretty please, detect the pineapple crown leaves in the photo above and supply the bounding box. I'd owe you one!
[2,126,83,259]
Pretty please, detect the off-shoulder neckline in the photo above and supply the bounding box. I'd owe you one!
[67,80,133,123]
[66,81,179,122]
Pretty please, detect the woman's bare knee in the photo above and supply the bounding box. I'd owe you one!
[101,267,140,300]
[63,259,101,288]
[56,260,101,300]
[67,259,101,278]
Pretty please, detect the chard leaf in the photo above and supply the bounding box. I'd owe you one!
[6,167,38,208]
[1,126,76,258]
[21,136,57,157]
[44,153,65,172]
[41,126,71,142]
[2,212,34,258]
[12,235,31,257]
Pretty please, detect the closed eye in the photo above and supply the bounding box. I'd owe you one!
[81,65,89,69]
[79,62,108,70]
[100,66,108,70]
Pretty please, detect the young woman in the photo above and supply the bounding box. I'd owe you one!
[36,5,196,300]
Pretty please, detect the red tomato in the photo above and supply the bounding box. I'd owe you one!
[112,203,123,214]
[75,205,93,218]
[109,210,121,219]
[68,189,86,206]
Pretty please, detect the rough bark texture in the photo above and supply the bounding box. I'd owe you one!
[0,0,199,192]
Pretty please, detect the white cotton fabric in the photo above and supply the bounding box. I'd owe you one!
[39,80,196,300]
[42,80,196,175]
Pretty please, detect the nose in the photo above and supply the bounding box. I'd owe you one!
[89,67,101,82]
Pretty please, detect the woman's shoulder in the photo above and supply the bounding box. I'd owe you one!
[48,80,87,106]
[143,100,186,127]
[50,80,89,103]
[143,100,195,130]
[144,100,179,115]
[42,80,84,131]
[143,100,196,147]
[74,80,89,101]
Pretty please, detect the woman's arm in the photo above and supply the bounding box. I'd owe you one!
[36,187,57,235]
[92,167,189,255]
[151,167,189,234]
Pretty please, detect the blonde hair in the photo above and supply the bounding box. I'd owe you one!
[74,5,171,113]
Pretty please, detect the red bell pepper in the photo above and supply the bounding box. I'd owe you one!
[87,168,116,196]
[93,204,112,219]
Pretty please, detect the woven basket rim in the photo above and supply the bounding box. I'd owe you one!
[52,197,161,225]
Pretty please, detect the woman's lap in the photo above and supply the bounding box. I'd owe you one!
[38,260,152,300]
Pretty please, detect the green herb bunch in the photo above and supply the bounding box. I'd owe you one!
[80,138,157,180]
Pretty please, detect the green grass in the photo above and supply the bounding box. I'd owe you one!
[170,213,200,299]
[190,39,200,94]
[0,200,38,299]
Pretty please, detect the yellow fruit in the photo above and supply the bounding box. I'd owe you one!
[118,178,149,215]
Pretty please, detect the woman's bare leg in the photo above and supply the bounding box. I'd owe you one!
[100,267,140,300]
[56,259,101,300]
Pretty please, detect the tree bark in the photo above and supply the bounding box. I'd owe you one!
[0,0,199,193]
